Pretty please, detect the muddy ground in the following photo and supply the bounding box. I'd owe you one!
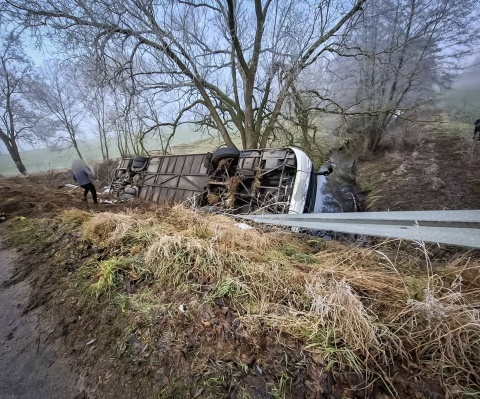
[0,174,150,398]
[0,172,147,219]
[0,248,82,399]
[357,131,480,211]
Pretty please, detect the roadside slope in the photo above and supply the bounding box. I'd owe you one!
[357,128,480,211]
[1,196,479,398]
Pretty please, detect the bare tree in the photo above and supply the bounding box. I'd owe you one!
[329,0,480,151]
[6,0,367,150]
[0,30,37,174]
[32,60,85,159]
[77,69,112,161]
[89,86,111,161]
[107,83,147,157]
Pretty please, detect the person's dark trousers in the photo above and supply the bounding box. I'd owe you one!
[80,182,98,203]
[475,126,480,140]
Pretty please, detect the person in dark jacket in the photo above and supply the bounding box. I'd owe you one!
[72,159,98,204]
[474,119,480,140]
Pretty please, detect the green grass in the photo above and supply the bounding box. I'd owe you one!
[92,256,145,297]
[5,217,54,249]
[210,277,252,302]
[59,208,93,227]
[281,245,316,264]
[269,372,292,399]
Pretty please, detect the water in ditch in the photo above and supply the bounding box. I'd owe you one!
[313,147,365,214]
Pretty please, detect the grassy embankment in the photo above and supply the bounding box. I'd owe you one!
[4,206,480,398]
[355,96,480,211]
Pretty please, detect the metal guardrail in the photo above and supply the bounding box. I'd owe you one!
[241,210,480,249]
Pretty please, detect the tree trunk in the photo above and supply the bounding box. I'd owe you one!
[72,139,83,159]
[98,125,106,161]
[4,139,27,175]
[103,131,110,160]
[366,129,383,152]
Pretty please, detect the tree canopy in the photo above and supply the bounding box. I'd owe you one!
[5,0,368,149]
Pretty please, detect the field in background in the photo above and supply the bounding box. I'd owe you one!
[0,125,226,177]
[439,68,480,123]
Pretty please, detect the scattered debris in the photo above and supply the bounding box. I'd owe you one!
[431,177,445,190]
[234,222,253,230]
[178,304,187,313]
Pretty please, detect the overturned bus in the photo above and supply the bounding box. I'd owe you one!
[110,147,332,214]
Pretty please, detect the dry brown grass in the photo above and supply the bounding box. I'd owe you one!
[203,217,284,254]
[169,205,287,254]
[81,211,164,244]
[390,258,480,393]
[144,234,244,286]
[312,244,408,313]
[82,212,139,242]
[59,208,93,227]
[307,275,383,352]
[68,206,480,395]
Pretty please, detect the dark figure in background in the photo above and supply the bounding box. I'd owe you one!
[474,119,480,140]
[71,160,98,204]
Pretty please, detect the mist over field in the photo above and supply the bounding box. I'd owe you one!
[441,66,480,122]
[0,124,219,176]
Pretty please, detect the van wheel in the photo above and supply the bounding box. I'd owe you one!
[132,161,146,169]
[132,155,148,170]
[211,147,240,166]
[133,155,148,163]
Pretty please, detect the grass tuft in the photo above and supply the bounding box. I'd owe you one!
[210,277,252,302]
[281,245,316,264]
[144,234,244,287]
[308,275,381,352]
[59,209,93,227]
[393,274,480,391]
[5,217,54,249]
[92,256,144,296]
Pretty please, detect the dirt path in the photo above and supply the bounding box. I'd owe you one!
[0,249,83,399]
